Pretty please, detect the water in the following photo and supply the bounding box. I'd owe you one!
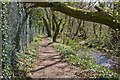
[93,53,113,69]
[77,50,120,73]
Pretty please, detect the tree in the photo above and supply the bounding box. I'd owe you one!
[29,2,120,31]
[42,17,52,37]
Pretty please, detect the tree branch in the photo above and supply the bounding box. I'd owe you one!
[29,2,120,31]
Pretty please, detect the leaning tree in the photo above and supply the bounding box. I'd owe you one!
[28,2,120,31]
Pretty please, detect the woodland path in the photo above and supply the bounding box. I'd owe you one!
[30,37,85,78]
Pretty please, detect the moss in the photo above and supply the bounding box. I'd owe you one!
[33,2,120,31]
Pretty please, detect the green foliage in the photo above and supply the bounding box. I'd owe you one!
[1,2,42,79]
[63,37,81,51]
[2,1,120,79]
[2,2,14,79]
[15,35,41,79]
[84,30,120,57]
[53,43,76,56]
[53,43,119,78]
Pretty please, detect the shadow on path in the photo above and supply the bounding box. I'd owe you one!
[30,59,62,72]
[30,37,82,78]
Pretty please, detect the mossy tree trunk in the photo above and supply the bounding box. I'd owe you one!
[93,23,97,37]
[42,17,51,37]
[44,8,52,32]
[30,2,120,31]
[74,20,82,37]
[53,19,63,42]
[51,9,56,31]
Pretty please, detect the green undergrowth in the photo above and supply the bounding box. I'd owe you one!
[53,42,119,79]
[15,35,41,79]
[86,35,120,57]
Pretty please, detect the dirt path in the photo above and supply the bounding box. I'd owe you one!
[30,37,82,78]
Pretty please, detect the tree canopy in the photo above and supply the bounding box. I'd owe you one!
[29,2,120,31]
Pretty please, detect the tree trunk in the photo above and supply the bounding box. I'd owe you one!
[51,9,56,31]
[42,17,51,37]
[45,8,51,31]
[53,19,63,42]
[93,23,97,37]
[74,20,82,36]
[30,2,120,31]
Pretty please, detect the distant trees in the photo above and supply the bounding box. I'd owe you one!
[27,2,120,56]
[42,17,51,37]
[30,2,120,31]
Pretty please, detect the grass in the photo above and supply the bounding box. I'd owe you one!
[16,35,41,79]
[53,42,119,79]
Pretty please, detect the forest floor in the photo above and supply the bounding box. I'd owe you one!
[30,37,86,78]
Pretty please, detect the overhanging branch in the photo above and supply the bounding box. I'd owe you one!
[29,2,120,31]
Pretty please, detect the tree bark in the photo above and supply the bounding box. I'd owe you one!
[53,19,63,42]
[74,20,82,36]
[42,17,51,37]
[30,2,120,31]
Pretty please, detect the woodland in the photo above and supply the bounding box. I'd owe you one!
[1,1,120,80]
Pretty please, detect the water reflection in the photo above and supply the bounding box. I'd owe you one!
[77,50,120,74]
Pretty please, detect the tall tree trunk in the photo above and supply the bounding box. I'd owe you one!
[99,24,102,36]
[42,17,51,37]
[53,19,63,42]
[93,23,97,37]
[74,20,82,36]
[31,2,120,31]
[51,9,56,31]
[45,8,51,31]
